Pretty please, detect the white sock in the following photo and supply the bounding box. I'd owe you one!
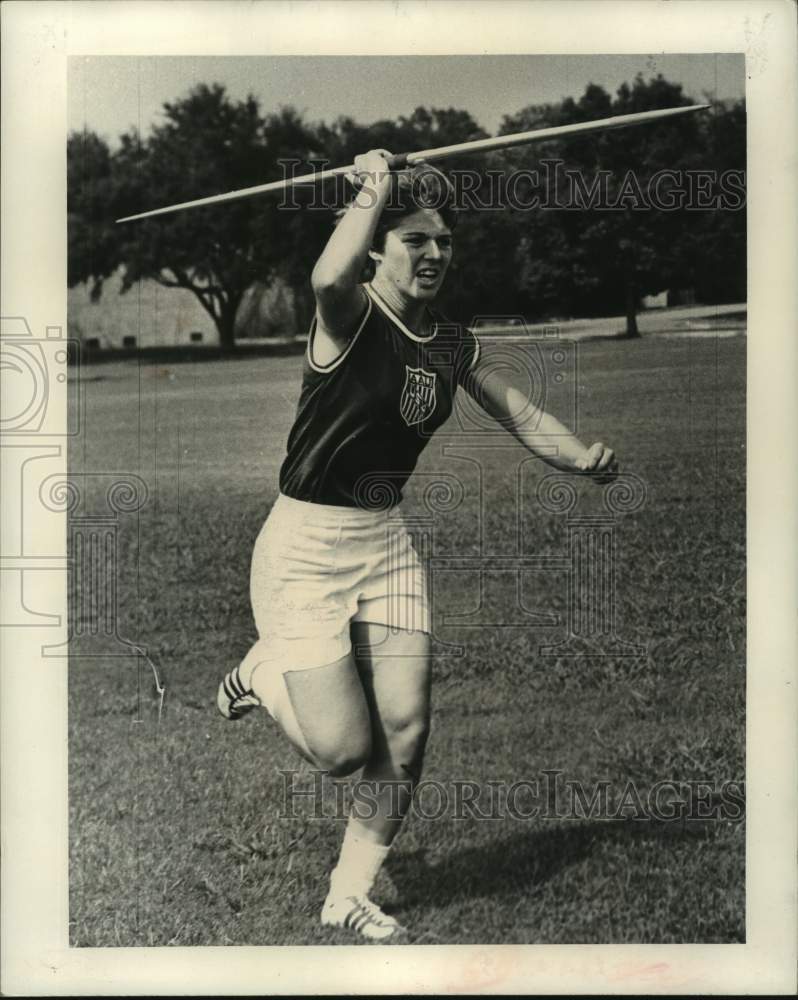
[328,819,391,900]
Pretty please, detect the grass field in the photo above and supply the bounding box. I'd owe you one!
[68,331,745,946]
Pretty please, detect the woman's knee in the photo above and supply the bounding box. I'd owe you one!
[308,727,372,777]
[281,652,373,775]
[382,708,430,760]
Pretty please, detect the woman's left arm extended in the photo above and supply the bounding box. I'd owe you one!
[463,354,619,481]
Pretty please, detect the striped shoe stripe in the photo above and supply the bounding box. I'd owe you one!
[219,666,260,720]
[346,903,368,930]
[228,667,247,696]
[223,671,250,702]
[352,912,373,933]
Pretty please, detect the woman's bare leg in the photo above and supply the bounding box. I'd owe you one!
[240,639,373,776]
[349,621,431,844]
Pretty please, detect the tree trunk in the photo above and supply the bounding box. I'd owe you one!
[620,236,640,339]
[623,275,640,338]
[214,291,244,354]
[216,302,238,354]
[182,283,239,353]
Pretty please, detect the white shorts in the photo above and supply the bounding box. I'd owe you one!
[249,493,430,672]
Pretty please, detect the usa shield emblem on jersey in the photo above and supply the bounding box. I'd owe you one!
[400,366,437,427]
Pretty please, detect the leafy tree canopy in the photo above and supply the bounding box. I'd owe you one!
[68,76,746,346]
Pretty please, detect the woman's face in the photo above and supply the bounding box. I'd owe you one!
[370,208,453,301]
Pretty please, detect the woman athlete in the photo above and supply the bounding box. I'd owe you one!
[217,148,618,942]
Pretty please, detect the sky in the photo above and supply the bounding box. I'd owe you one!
[68,53,745,146]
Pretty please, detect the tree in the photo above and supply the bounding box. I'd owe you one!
[68,131,119,299]
[599,75,703,336]
[69,81,745,346]
[106,86,326,351]
[687,97,746,304]
[500,75,714,335]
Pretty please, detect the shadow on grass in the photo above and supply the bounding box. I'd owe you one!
[389,817,729,907]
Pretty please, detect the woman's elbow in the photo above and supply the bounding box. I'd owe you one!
[312,264,363,304]
[310,262,333,294]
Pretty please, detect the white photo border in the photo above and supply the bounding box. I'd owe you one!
[1,0,796,994]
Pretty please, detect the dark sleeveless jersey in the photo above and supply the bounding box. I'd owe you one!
[278,284,481,509]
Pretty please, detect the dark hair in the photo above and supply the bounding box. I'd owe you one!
[335,163,457,282]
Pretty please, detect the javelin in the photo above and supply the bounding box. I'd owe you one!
[116,103,709,223]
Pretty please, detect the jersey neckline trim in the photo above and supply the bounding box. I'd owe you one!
[307,292,373,373]
[365,283,437,343]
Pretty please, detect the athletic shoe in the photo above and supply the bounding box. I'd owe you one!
[216,664,261,720]
[321,893,406,942]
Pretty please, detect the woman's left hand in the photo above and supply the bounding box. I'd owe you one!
[575,442,619,483]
